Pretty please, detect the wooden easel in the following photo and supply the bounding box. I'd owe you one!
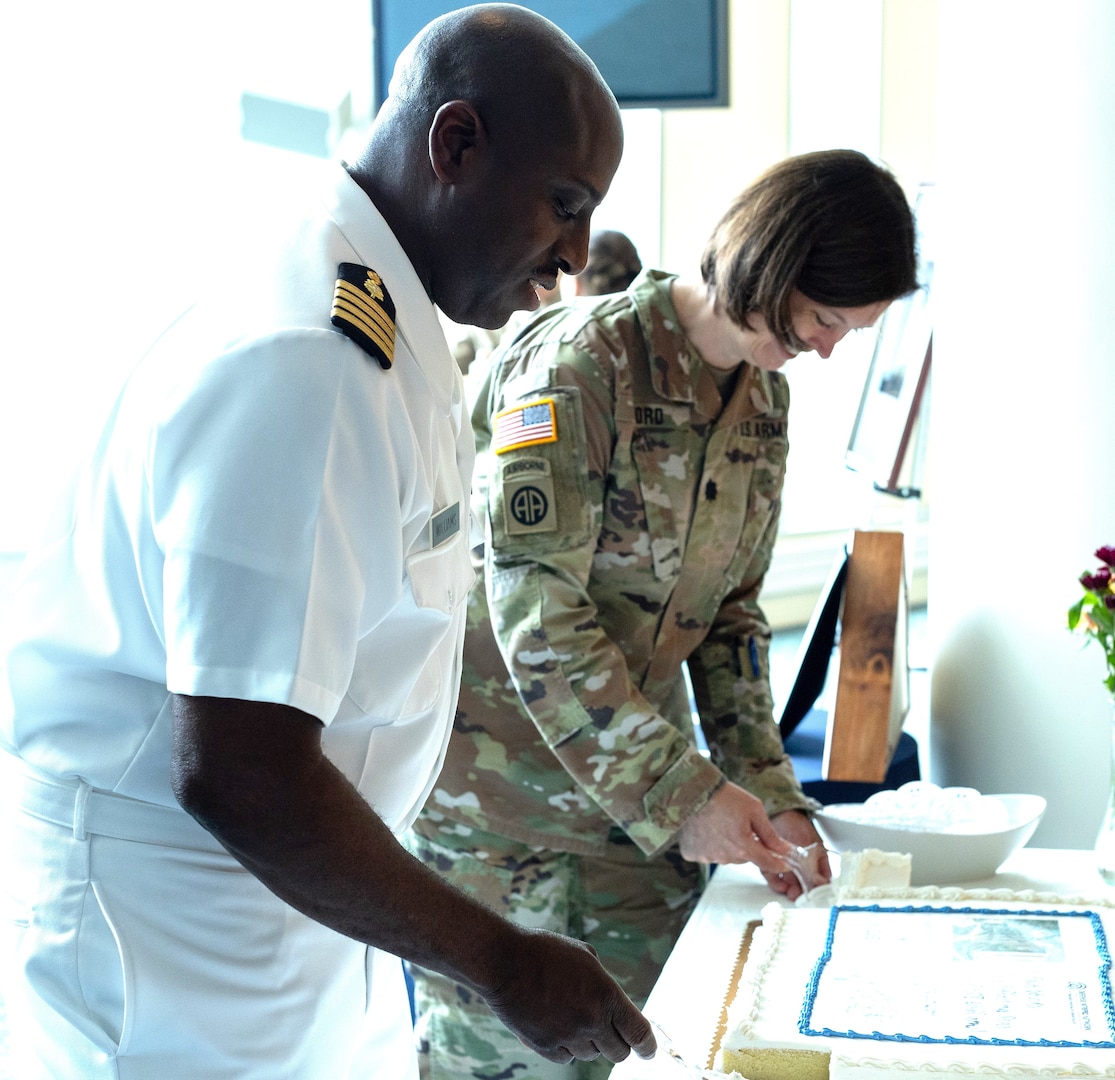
[823,530,909,783]
[778,529,910,784]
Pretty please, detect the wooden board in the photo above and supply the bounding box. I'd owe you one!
[823,530,909,783]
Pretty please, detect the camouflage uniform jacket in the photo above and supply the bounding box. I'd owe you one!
[424,269,816,857]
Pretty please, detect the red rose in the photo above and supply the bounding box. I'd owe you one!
[1081,567,1112,592]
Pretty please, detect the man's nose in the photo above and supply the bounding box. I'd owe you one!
[557,219,591,277]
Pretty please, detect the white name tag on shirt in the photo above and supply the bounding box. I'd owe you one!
[430,502,461,547]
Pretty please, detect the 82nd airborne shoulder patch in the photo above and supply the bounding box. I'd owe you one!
[501,457,556,535]
[331,263,396,369]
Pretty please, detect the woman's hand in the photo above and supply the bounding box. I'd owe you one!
[762,809,832,900]
[675,782,792,875]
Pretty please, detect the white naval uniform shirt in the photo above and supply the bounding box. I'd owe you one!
[0,164,475,1075]
[4,163,474,825]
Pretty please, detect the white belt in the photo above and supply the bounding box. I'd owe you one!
[6,756,228,853]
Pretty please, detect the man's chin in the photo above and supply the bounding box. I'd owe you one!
[441,303,503,332]
[454,294,535,332]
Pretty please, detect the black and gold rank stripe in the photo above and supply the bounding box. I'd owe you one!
[330,262,396,370]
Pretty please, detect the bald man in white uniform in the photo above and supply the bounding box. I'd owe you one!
[0,6,655,1078]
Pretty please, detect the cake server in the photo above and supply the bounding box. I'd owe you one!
[648,1019,721,1078]
[779,841,829,895]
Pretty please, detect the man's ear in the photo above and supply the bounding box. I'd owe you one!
[429,100,486,183]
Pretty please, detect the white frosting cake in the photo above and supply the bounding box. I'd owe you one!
[717,891,1115,1080]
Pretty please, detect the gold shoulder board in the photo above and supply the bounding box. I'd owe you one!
[330,263,396,370]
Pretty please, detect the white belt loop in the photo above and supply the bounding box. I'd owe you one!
[5,754,227,853]
[73,779,92,841]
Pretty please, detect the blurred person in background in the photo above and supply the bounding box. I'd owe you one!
[573,227,643,296]
[447,227,642,373]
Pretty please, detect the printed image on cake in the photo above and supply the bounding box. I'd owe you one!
[716,895,1115,1080]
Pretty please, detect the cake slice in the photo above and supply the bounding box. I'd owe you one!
[836,848,911,893]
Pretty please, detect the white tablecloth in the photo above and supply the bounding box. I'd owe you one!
[611,847,1112,1078]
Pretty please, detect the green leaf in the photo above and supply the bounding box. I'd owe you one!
[1093,604,1115,636]
[1068,598,1084,630]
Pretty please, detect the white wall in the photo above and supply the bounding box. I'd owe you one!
[659,2,792,274]
[0,0,374,557]
[929,1,1115,847]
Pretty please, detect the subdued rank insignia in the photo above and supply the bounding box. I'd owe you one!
[331,263,396,369]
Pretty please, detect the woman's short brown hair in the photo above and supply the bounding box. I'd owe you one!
[699,149,918,344]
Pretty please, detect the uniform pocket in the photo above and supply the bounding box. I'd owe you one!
[398,533,475,718]
[406,829,516,915]
[721,434,787,584]
[345,533,474,721]
[407,531,475,615]
[630,428,685,582]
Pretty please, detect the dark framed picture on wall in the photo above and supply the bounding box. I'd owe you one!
[371,0,729,111]
[845,183,935,495]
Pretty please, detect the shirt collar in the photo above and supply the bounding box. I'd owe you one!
[631,268,785,422]
[320,164,457,413]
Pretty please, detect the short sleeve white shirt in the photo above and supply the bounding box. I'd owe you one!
[2,165,475,833]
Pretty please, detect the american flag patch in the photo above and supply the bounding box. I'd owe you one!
[492,399,558,454]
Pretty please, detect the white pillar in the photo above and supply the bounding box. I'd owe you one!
[929,1,1115,847]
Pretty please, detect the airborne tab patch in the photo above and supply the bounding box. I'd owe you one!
[492,398,557,454]
[330,263,396,369]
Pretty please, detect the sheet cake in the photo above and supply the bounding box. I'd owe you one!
[717,891,1115,1080]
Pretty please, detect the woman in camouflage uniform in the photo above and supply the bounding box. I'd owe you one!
[407,150,919,1080]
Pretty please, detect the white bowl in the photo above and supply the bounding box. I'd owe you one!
[814,793,1047,886]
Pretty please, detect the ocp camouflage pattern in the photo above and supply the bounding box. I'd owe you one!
[405,822,703,1078]
[421,269,816,858]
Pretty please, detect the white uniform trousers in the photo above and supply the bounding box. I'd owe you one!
[0,759,419,1079]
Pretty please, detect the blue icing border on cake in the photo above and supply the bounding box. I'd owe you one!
[797,904,1115,1049]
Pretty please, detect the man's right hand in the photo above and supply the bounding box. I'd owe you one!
[478,926,657,1065]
